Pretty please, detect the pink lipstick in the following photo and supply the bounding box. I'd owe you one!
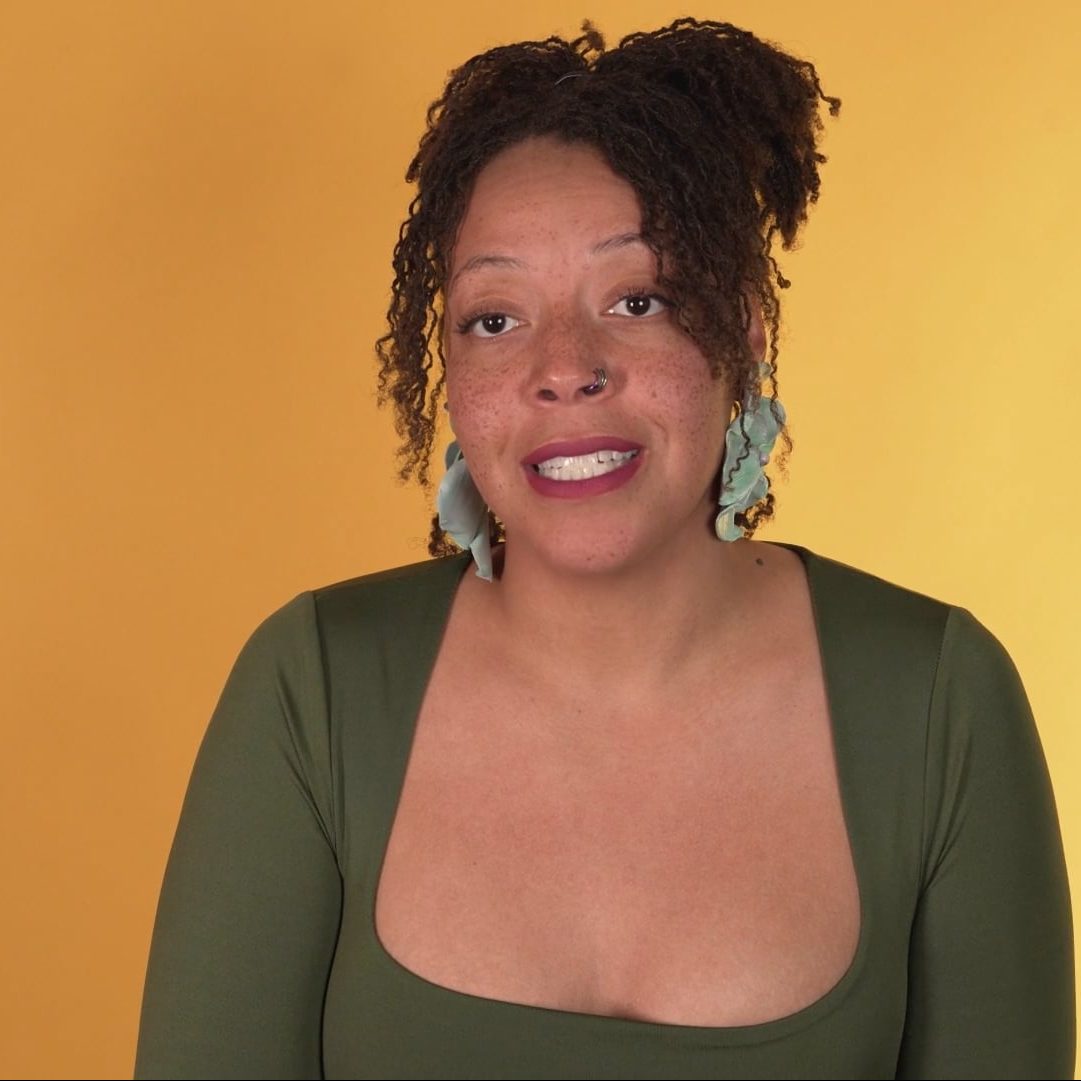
[522,436,644,500]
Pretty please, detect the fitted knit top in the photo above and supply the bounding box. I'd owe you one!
[134,544,1075,1079]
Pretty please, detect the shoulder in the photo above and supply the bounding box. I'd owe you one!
[219,555,469,715]
[784,544,956,685]
[241,553,475,708]
[792,542,1040,774]
[787,544,1035,747]
[247,552,471,644]
[788,545,1056,863]
[313,551,471,599]
[792,543,953,631]
[212,554,471,796]
[307,552,471,642]
[793,543,1019,684]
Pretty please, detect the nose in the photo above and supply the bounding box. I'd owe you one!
[529,314,613,404]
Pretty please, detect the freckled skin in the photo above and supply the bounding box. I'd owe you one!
[443,136,761,578]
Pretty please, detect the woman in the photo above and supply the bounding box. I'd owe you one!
[135,18,1075,1079]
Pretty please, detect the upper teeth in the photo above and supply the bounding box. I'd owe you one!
[535,449,639,481]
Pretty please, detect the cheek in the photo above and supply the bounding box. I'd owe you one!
[446,360,490,434]
[645,354,731,468]
[445,362,514,477]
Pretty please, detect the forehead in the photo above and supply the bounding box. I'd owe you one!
[449,137,644,264]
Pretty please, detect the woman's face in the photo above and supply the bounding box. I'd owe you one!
[443,135,755,576]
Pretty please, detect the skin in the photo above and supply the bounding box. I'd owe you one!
[373,142,859,1024]
[442,134,774,707]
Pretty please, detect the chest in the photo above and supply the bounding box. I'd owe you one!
[374,630,861,1028]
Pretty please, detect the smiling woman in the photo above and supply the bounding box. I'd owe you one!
[440,136,741,579]
[134,17,1074,1081]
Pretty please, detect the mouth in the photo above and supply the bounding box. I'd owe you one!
[531,448,640,482]
[522,436,644,500]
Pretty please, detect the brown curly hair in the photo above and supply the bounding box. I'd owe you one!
[374,17,840,558]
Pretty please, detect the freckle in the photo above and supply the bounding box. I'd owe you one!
[755,557,764,566]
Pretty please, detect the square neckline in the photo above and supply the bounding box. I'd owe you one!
[364,541,870,1045]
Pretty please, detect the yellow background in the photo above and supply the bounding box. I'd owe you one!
[2,2,1078,1077]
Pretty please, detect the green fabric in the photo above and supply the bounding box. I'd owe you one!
[134,544,1075,1079]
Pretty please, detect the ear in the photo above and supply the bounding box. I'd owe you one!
[741,289,767,362]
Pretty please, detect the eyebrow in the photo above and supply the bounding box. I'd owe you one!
[590,231,648,256]
[448,232,650,291]
[448,254,527,291]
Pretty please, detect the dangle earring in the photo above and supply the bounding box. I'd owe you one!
[436,409,494,581]
[714,362,786,542]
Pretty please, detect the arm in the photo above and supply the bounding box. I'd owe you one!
[134,592,341,1080]
[896,607,1075,1079]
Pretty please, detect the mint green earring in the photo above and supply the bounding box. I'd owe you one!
[437,440,494,581]
[715,363,786,541]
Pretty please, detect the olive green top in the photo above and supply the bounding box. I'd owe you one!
[134,544,1075,1079]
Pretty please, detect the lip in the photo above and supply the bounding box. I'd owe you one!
[522,435,643,466]
[523,446,644,500]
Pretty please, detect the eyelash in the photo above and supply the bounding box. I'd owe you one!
[454,288,671,337]
[611,286,672,316]
[454,310,502,336]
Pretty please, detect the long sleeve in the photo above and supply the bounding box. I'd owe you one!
[135,591,342,1080]
[895,607,1075,1079]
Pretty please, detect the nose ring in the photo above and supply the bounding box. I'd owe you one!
[582,367,607,395]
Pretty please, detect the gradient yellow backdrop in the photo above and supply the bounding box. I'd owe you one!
[2,3,1078,1078]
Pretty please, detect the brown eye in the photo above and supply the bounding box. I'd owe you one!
[457,312,523,338]
[608,293,669,318]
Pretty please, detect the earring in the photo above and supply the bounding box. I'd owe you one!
[437,440,494,581]
[714,363,786,542]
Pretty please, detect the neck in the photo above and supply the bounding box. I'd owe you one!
[483,525,765,707]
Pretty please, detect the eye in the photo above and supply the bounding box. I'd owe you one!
[456,312,523,338]
[607,292,670,318]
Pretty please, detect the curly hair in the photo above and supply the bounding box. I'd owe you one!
[374,17,840,558]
